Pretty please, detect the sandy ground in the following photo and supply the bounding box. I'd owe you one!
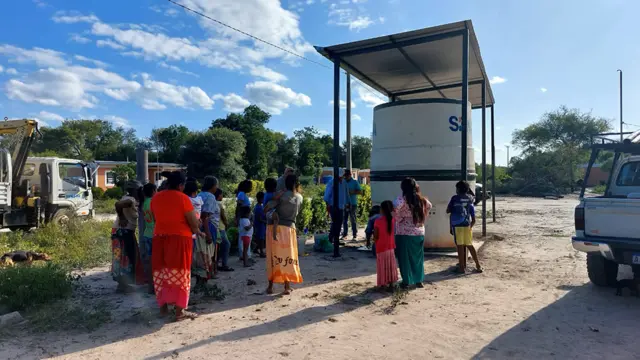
[2,196,640,360]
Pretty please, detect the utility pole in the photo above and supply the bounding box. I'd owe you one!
[618,69,623,142]
[506,145,510,166]
[346,73,352,171]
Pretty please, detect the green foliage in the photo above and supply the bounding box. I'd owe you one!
[0,263,74,311]
[356,184,372,224]
[182,128,246,185]
[150,125,191,164]
[0,220,113,269]
[91,186,105,200]
[295,127,334,176]
[343,136,372,169]
[94,198,116,214]
[308,196,330,234]
[26,301,112,333]
[593,184,606,194]
[104,187,124,199]
[295,198,313,234]
[112,163,136,186]
[226,227,239,255]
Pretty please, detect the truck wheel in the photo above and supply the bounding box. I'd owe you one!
[587,253,618,287]
[52,209,72,226]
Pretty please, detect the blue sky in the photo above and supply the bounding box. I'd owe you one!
[0,0,638,166]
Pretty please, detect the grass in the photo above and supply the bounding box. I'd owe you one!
[94,198,117,214]
[0,262,75,311]
[25,301,112,333]
[0,219,113,269]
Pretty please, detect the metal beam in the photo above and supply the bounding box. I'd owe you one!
[346,73,352,171]
[391,37,446,98]
[481,80,487,237]
[490,105,496,222]
[460,28,469,181]
[335,55,391,98]
[337,29,466,58]
[394,79,484,98]
[332,58,341,258]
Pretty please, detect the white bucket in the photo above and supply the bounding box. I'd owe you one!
[297,236,308,256]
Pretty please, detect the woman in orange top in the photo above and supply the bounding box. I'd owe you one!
[151,171,204,321]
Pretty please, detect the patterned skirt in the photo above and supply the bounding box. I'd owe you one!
[266,225,303,284]
[152,234,193,309]
[111,228,146,285]
[376,249,398,287]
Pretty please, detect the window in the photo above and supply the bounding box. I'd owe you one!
[59,163,87,191]
[22,163,36,177]
[616,161,640,187]
[106,171,116,186]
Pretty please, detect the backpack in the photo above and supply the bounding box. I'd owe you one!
[451,195,472,227]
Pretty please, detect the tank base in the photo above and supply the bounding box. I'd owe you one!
[423,247,457,253]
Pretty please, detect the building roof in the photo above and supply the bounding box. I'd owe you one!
[315,20,494,108]
[94,160,185,168]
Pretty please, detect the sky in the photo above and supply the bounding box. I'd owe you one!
[0,0,639,167]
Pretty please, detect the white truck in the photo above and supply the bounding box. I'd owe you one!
[573,132,640,286]
[0,119,94,230]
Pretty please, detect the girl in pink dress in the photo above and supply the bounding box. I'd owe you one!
[374,200,398,289]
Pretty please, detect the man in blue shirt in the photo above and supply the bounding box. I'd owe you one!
[341,169,362,241]
[324,173,347,247]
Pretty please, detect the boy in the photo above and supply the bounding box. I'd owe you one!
[361,205,381,257]
[254,192,267,258]
[446,181,483,274]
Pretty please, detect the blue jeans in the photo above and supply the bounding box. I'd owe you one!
[342,204,357,238]
[218,229,230,267]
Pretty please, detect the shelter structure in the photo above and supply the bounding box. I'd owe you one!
[315,20,497,256]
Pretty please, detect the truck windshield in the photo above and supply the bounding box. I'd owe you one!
[616,161,640,186]
[59,163,87,191]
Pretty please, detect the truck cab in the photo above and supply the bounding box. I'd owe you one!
[573,132,640,286]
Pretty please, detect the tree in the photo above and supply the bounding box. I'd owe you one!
[150,125,191,163]
[512,106,611,191]
[349,136,372,169]
[271,132,298,176]
[295,127,331,176]
[211,105,275,179]
[112,163,136,186]
[181,128,246,184]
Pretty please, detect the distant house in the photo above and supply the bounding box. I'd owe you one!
[319,167,370,185]
[92,160,185,190]
[577,163,609,187]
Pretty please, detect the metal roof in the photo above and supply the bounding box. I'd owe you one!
[315,20,494,108]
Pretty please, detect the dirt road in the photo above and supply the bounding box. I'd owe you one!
[2,196,639,360]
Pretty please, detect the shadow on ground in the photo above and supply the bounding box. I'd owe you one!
[472,283,640,359]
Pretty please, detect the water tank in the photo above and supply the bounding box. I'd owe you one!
[370,99,475,249]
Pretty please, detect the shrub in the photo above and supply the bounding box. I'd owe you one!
[308,196,329,234]
[91,187,105,200]
[592,184,606,194]
[104,187,124,199]
[94,198,116,214]
[295,198,312,235]
[0,263,74,311]
[226,227,239,255]
[302,184,325,200]
[357,184,372,225]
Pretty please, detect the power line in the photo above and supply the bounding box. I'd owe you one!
[164,0,385,101]
[623,122,640,129]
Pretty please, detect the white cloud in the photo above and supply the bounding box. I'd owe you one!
[70,34,91,44]
[32,118,50,127]
[74,55,108,68]
[37,111,64,122]
[353,81,386,107]
[0,44,68,67]
[306,0,315,4]
[5,68,17,75]
[138,73,214,110]
[33,0,48,8]
[52,11,99,24]
[104,115,131,128]
[96,39,126,50]
[150,5,180,17]
[540,87,548,93]
[245,81,311,115]
[352,114,362,121]
[328,4,379,31]
[329,99,356,109]
[158,62,199,77]
[249,65,287,82]
[0,65,3,73]
[212,93,251,112]
[489,76,507,85]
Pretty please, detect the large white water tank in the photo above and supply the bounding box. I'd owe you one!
[370,99,475,249]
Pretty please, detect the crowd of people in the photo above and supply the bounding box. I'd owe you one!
[109,167,482,321]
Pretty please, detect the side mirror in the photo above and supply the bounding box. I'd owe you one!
[84,190,90,197]
[87,180,93,188]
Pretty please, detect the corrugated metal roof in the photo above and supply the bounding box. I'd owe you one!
[315,20,494,108]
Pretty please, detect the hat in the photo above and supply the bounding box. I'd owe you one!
[125,180,142,190]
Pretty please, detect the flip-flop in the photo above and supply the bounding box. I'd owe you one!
[473,267,484,274]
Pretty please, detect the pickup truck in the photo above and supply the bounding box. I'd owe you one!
[573,135,640,286]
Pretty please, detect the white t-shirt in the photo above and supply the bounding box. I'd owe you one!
[238,218,253,238]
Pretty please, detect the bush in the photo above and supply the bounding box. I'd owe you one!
[91,187,105,200]
[226,227,239,255]
[0,263,74,311]
[0,220,113,269]
[357,184,372,225]
[308,196,329,234]
[592,184,606,194]
[295,198,312,235]
[94,198,116,214]
[104,187,123,199]
[302,184,325,200]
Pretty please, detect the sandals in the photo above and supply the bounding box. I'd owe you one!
[218,265,234,272]
[175,310,198,322]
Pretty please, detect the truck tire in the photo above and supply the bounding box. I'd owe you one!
[587,253,618,287]
[52,209,73,226]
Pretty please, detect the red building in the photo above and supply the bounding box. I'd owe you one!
[93,161,185,190]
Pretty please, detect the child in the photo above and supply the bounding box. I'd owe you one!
[238,206,253,267]
[141,183,157,293]
[185,181,203,248]
[446,180,483,274]
[362,205,381,255]
[236,180,253,258]
[254,192,267,258]
[373,200,398,290]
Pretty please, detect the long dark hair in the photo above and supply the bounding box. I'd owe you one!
[401,177,425,225]
[380,200,394,235]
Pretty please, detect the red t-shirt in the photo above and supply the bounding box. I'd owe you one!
[374,216,395,254]
[150,190,194,237]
